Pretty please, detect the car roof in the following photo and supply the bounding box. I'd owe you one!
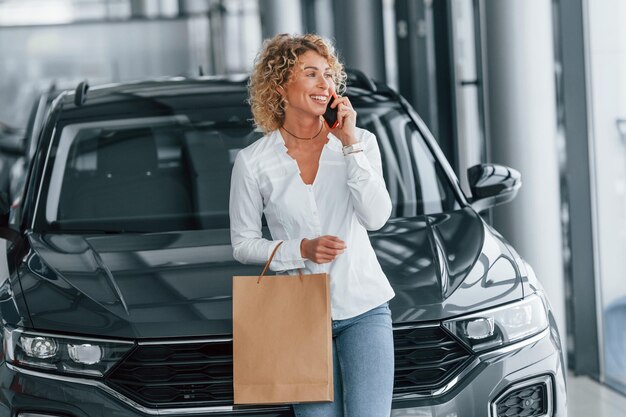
[54,72,397,120]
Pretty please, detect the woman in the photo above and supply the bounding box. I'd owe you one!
[229,33,395,417]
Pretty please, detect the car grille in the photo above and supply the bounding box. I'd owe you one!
[107,339,234,407]
[393,325,474,395]
[495,382,548,417]
[106,325,474,408]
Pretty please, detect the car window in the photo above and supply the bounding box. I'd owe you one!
[40,103,459,233]
[357,104,460,217]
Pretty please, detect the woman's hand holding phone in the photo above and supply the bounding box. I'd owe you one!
[322,92,339,130]
[300,235,347,264]
[324,92,358,146]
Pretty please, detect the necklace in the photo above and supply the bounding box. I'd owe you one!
[281,121,324,141]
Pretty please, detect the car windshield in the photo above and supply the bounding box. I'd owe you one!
[39,99,459,233]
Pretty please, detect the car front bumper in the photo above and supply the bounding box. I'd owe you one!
[0,328,565,417]
[392,328,567,417]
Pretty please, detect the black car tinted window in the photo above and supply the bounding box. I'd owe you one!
[40,100,458,233]
[357,104,460,216]
[45,115,259,232]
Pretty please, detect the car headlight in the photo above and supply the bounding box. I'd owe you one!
[3,327,134,377]
[443,293,549,352]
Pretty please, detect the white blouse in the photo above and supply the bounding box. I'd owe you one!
[229,127,395,320]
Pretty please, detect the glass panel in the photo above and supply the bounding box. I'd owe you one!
[586,0,626,394]
[449,0,486,195]
[45,115,260,233]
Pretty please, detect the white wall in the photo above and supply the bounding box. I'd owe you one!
[586,0,626,308]
[585,0,626,387]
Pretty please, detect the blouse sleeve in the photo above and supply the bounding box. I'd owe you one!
[344,130,392,230]
[229,150,306,271]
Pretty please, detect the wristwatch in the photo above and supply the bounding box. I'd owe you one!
[342,142,364,156]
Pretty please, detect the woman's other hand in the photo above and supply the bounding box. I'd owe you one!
[301,235,347,264]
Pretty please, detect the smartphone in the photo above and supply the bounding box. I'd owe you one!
[323,92,339,129]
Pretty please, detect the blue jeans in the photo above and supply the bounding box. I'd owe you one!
[292,302,394,417]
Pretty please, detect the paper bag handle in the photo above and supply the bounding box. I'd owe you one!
[257,241,304,284]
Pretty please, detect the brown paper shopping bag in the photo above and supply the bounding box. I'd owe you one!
[232,241,333,405]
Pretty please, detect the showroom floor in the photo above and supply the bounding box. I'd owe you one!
[568,373,626,416]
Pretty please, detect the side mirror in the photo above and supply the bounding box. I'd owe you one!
[467,163,522,213]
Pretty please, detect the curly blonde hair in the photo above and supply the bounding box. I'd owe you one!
[248,33,347,133]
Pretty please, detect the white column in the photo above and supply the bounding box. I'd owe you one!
[483,0,566,350]
[332,0,387,82]
[259,0,304,38]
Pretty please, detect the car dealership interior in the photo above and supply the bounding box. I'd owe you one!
[0,0,625,416]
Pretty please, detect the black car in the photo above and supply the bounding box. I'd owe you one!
[0,72,566,416]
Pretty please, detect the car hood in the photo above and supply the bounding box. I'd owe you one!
[371,207,524,322]
[19,207,523,339]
